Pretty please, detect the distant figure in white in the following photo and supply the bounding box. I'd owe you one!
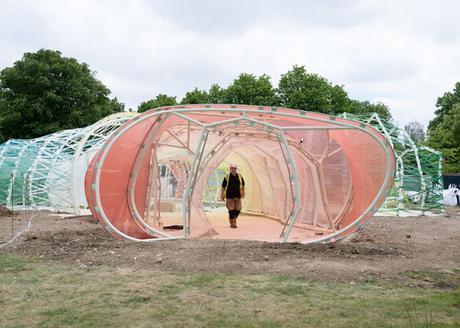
[443,184,459,206]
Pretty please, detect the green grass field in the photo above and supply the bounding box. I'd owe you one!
[0,254,459,327]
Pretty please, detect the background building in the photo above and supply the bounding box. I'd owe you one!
[405,121,425,142]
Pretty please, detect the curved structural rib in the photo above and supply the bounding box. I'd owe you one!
[0,113,136,213]
[85,105,396,244]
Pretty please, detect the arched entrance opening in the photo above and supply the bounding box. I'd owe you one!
[85,105,395,244]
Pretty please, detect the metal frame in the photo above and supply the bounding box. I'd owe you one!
[0,106,400,244]
[91,106,394,243]
[0,113,136,213]
[339,112,443,215]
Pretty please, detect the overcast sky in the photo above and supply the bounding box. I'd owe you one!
[1,0,459,128]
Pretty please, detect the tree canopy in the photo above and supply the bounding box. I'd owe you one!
[139,65,391,120]
[348,100,391,119]
[278,65,350,114]
[207,84,225,104]
[429,82,460,130]
[277,66,392,118]
[180,88,209,105]
[138,94,177,113]
[427,98,460,173]
[0,49,123,142]
[223,73,279,106]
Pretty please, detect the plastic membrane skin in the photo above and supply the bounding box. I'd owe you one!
[0,113,136,213]
[0,112,441,219]
[340,112,443,216]
[85,104,396,244]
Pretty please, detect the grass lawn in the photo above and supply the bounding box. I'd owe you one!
[0,254,459,327]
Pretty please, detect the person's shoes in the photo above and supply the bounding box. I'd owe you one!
[230,219,237,228]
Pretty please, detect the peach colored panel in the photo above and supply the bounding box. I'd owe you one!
[85,105,395,243]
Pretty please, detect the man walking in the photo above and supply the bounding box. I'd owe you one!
[221,163,245,228]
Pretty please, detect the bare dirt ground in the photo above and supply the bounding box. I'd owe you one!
[1,206,459,287]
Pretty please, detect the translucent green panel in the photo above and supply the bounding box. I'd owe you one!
[339,113,443,215]
[0,113,135,212]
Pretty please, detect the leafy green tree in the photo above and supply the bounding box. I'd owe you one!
[0,49,124,142]
[329,85,352,114]
[278,65,350,114]
[208,84,225,104]
[180,88,209,104]
[427,104,460,173]
[349,100,392,119]
[137,65,393,123]
[137,94,177,113]
[223,73,279,106]
[429,82,460,130]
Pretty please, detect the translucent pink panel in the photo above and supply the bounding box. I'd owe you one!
[86,114,161,239]
[85,105,395,243]
[330,126,394,236]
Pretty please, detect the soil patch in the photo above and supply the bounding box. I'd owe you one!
[1,207,459,287]
[0,208,30,243]
[0,205,14,216]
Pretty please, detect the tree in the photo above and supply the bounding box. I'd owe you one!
[429,82,460,130]
[278,65,350,114]
[329,85,352,114]
[207,84,225,104]
[427,103,460,173]
[180,88,209,104]
[223,73,279,106]
[137,94,177,113]
[137,65,393,121]
[0,49,123,142]
[349,100,392,119]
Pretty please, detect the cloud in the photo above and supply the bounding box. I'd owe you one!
[147,0,379,34]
